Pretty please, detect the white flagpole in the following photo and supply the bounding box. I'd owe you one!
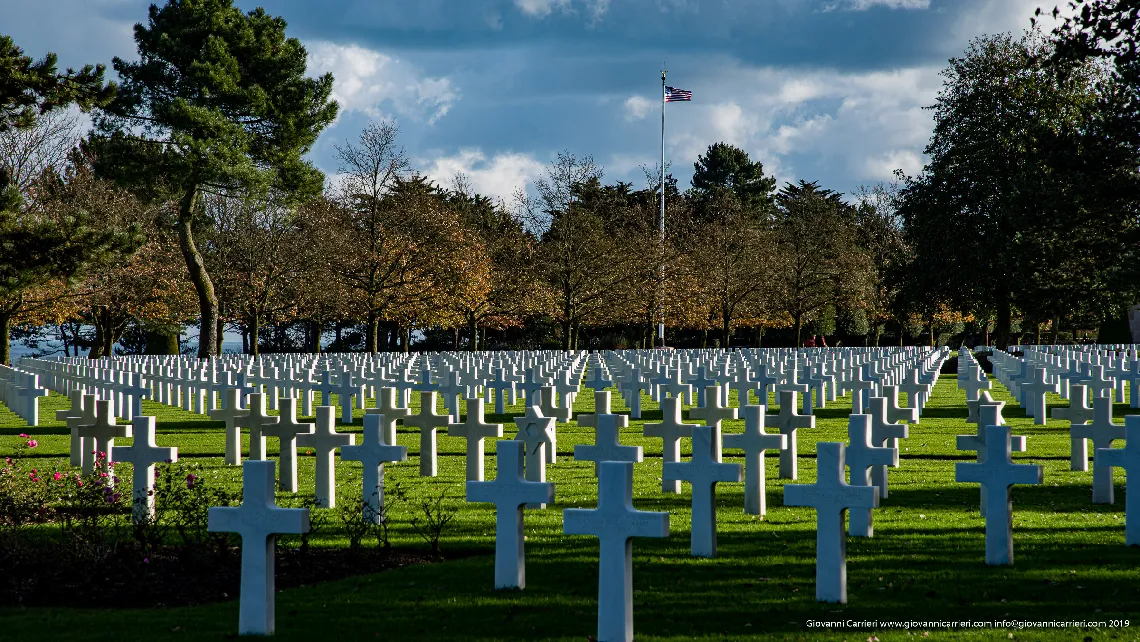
[659,66,667,346]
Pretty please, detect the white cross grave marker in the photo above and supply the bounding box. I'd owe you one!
[844,414,894,537]
[466,440,555,589]
[644,396,697,494]
[1095,417,1140,545]
[111,415,177,524]
[296,406,354,508]
[563,461,669,642]
[208,460,309,636]
[447,397,503,482]
[209,389,250,465]
[404,390,452,477]
[341,413,408,524]
[1072,395,1125,503]
[261,397,314,493]
[955,424,1043,565]
[723,404,786,516]
[770,390,815,480]
[663,424,741,557]
[783,442,878,604]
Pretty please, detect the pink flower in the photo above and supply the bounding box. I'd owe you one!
[26,440,37,448]
[186,473,197,489]
[76,480,84,487]
[143,557,149,564]
[53,472,61,481]
[19,433,27,438]
[100,472,108,478]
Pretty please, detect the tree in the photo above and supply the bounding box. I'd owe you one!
[205,190,306,356]
[445,175,539,351]
[853,182,909,345]
[518,152,623,350]
[88,0,338,357]
[686,188,773,347]
[897,31,1114,347]
[0,34,115,133]
[770,180,869,346]
[0,153,143,363]
[690,142,777,217]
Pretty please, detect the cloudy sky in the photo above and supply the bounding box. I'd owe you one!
[2,0,1065,203]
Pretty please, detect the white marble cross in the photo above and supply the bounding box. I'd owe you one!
[538,385,572,424]
[576,389,616,430]
[644,396,697,494]
[66,393,97,469]
[332,370,362,424]
[769,390,815,480]
[865,397,908,498]
[209,389,250,465]
[575,412,641,475]
[563,461,669,642]
[1051,384,1093,471]
[956,424,1043,565]
[56,390,87,466]
[783,442,877,603]
[844,414,894,537]
[208,460,309,636]
[1072,395,1125,503]
[260,397,313,493]
[663,424,741,557]
[689,385,737,457]
[723,404,785,516]
[111,415,177,524]
[341,413,408,524]
[1020,367,1058,425]
[466,440,555,589]
[957,403,1025,518]
[404,391,452,477]
[79,399,132,479]
[296,406,354,508]
[448,397,504,482]
[1095,417,1140,545]
[364,387,411,445]
[235,393,279,461]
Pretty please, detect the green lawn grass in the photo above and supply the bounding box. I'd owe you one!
[0,376,1137,641]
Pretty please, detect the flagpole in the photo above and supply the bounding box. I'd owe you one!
[659,66,667,347]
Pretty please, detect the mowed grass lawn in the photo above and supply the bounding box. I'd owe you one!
[0,374,1138,641]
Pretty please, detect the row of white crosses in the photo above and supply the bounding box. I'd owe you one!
[968,347,1134,506]
[0,364,48,426]
[956,347,1140,555]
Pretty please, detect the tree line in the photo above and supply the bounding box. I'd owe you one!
[1,0,1138,361]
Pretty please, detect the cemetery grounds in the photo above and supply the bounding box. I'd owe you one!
[0,372,1136,641]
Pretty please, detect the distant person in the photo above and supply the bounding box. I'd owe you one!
[804,335,817,347]
[820,335,828,348]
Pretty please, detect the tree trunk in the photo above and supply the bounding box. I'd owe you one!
[994,293,1012,350]
[250,312,260,357]
[468,314,478,352]
[1050,316,1060,344]
[311,319,322,353]
[176,187,218,359]
[366,309,379,353]
[794,314,803,347]
[873,324,882,347]
[701,328,708,349]
[0,313,12,366]
[454,326,460,350]
[216,314,224,355]
[404,326,412,354]
[561,320,571,351]
[721,306,731,349]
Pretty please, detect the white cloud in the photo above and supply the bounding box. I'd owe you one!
[306,41,458,125]
[628,59,941,190]
[418,148,546,204]
[823,0,930,11]
[860,149,924,179]
[513,0,610,22]
[624,96,653,121]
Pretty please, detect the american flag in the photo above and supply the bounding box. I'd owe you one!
[665,86,692,102]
